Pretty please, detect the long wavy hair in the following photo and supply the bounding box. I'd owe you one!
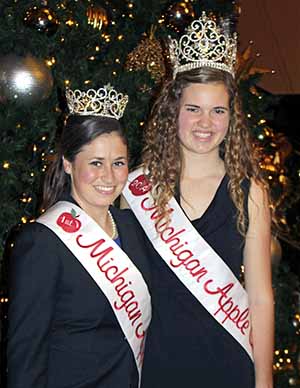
[42,115,127,210]
[143,67,267,235]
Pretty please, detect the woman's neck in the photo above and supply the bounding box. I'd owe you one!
[70,192,112,234]
[181,149,225,180]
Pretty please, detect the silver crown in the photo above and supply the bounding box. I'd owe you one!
[169,12,237,77]
[66,84,128,120]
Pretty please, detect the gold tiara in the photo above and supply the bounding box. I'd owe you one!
[66,84,129,120]
[169,12,237,77]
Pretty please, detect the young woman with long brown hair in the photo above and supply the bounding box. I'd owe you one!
[123,13,274,388]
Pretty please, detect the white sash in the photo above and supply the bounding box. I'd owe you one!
[123,168,253,360]
[37,201,151,385]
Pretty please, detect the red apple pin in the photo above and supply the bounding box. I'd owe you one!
[129,174,152,196]
[56,209,82,233]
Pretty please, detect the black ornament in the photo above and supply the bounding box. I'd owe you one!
[23,6,59,36]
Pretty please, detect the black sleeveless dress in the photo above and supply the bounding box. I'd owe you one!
[141,175,255,388]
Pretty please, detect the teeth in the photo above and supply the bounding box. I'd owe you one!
[193,132,211,138]
[94,186,114,192]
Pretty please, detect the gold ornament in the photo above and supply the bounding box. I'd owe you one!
[87,5,108,31]
[125,27,166,84]
[236,43,273,82]
[258,127,292,173]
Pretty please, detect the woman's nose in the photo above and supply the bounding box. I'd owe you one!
[197,113,211,128]
[101,165,114,183]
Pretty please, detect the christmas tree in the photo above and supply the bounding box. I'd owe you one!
[0,1,299,386]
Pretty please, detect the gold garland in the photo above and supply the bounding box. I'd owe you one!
[125,26,166,84]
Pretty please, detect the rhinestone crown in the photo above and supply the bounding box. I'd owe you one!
[66,84,128,120]
[169,12,237,77]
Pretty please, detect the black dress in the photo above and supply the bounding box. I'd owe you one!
[141,175,255,388]
[7,196,151,388]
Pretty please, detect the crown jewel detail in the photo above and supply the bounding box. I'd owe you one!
[66,84,128,120]
[169,12,237,77]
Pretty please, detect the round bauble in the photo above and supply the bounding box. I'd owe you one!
[0,54,54,105]
[23,6,59,36]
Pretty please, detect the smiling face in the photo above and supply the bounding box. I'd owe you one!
[63,131,128,219]
[178,82,230,158]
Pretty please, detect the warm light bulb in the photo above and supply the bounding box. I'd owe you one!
[66,19,75,26]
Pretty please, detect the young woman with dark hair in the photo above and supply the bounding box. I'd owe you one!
[7,87,151,388]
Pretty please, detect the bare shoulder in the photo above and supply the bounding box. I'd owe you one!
[248,179,270,217]
[247,179,271,237]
